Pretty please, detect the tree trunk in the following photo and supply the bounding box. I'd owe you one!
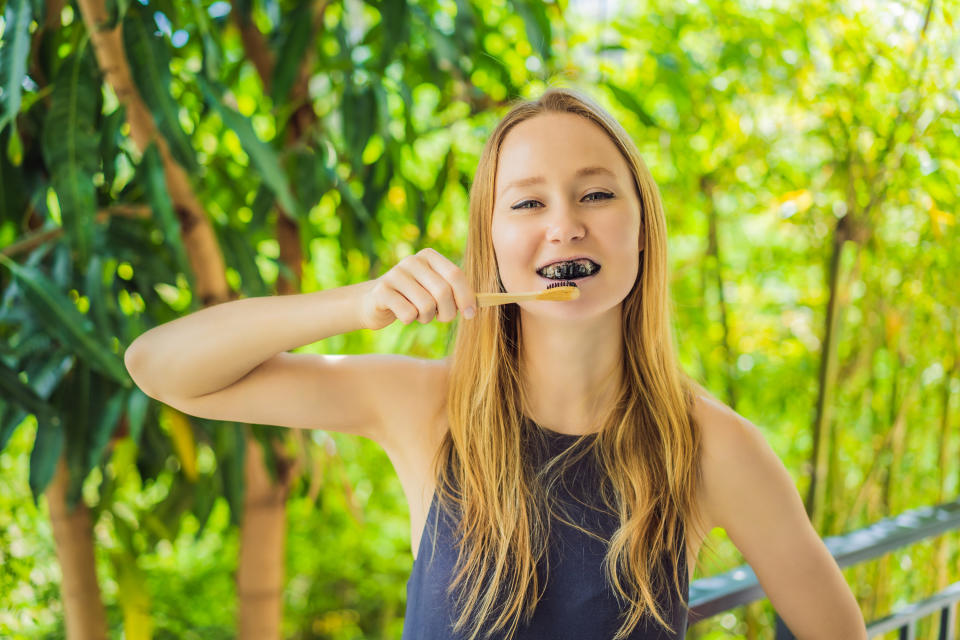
[804,215,859,532]
[47,458,108,639]
[237,436,296,640]
[701,175,737,410]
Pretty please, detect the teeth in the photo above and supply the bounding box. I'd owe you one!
[538,259,599,279]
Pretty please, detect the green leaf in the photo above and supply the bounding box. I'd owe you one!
[41,45,101,269]
[217,422,245,526]
[270,0,312,105]
[125,387,150,446]
[140,143,195,289]
[29,416,65,504]
[604,81,659,129]
[514,0,553,60]
[83,254,116,346]
[0,126,27,228]
[0,0,32,136]
[189,0,221,80]
[122,4,198,173]
[0,253,130,385]
[191,482,216,540]
[196,75,301,218]
[0,358,64,453]
[63,363,91,509]
[379,0,410,65]
[86,386,127,474]
[0,357,62,428]
[341,79,376,172]
[250,182,275,228]
[1,351,74,450]
[99,105,126,189]
[217,223,268,298]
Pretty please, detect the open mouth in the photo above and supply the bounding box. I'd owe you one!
[536,259,601,282]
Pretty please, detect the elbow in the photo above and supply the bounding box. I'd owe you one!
[124,342,157,398]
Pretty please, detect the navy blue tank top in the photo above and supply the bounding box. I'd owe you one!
[402,417,689,639]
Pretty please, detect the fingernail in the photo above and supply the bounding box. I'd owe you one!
[464,307,475,319]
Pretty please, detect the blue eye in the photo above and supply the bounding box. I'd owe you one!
[511,192,614,210]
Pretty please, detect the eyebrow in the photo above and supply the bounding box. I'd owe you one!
[497,166,617,200]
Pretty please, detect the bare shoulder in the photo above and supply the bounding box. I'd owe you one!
[691,392,785,532]
[692,390,809,536]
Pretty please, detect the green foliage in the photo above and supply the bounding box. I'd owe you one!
[0,0,32,150]
[122,3,199,173]
[40,44,101,269]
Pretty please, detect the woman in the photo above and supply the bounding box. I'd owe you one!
[125,88,867,639]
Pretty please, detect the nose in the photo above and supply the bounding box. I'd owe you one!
[544,204,586,243]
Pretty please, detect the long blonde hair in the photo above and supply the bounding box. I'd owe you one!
[430,87,709,640]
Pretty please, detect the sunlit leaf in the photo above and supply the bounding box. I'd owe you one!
[41,45,101,269]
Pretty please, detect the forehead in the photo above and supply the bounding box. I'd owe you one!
[494,112,628,196]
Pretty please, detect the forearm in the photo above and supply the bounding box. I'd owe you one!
[124,280,374,399]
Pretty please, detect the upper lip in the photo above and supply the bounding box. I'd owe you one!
[536,255,601,271]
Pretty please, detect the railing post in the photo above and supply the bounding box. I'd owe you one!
[901,620,916,640]
[938,602,957,640]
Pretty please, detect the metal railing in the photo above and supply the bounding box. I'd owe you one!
[686,497,960,639]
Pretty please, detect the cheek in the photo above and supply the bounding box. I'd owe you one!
[491,220,531,261]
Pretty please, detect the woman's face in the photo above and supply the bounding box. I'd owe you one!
[491,112,643,319]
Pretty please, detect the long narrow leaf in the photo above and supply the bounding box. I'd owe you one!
[0,253,130,384]
[270,0,312,105]
[0,352,74,452]
[0,359,63,453]
[41,45,101,269]
[83,254,116,346]
[126,387,150,446]
[29,417,65,504]
[63,362,91,509]
[513,0,553,61]
[140,143,194,289]
[86,386,127,475]
[122,4,198,173]
[196,75,301,218]
[0,0,32,135]
[0,359,62,426]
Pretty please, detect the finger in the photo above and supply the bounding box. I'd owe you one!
[381,285,418,325]
[420,249,476,317]
[387,265,437,323]
[406,253,458,322]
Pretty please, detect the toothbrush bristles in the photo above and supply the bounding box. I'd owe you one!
[545,281,578,289]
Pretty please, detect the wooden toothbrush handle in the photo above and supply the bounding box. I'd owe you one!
[476,291,539,307]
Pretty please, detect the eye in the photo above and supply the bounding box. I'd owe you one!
[510,192,614,210]
[584,191,614,202]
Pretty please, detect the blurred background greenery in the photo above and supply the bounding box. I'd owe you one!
[0,0,958,638]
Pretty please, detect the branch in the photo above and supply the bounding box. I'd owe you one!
[1,205,151,258]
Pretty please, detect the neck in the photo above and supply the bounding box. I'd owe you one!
[518,306,623,436]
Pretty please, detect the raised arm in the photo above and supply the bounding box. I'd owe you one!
[122,249,476,448]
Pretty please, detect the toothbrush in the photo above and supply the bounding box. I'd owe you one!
[476,281,580,309]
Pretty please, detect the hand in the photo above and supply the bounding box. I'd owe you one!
[359,248,478,331]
